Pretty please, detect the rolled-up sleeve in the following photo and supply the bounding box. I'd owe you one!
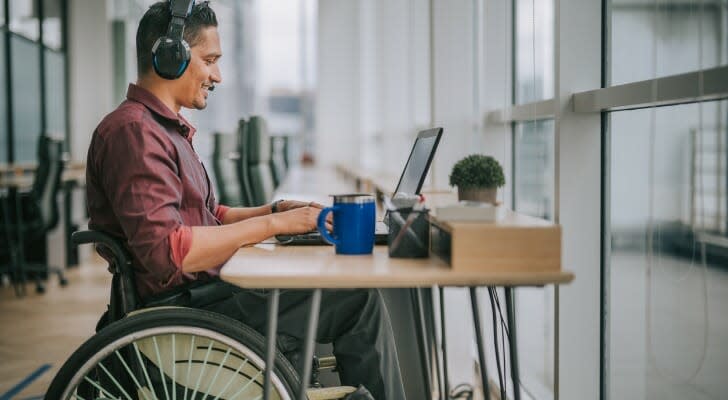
[96,121,186,283]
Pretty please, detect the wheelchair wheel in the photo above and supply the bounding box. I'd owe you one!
[46,307,301,400]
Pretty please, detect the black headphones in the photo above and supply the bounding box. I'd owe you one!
[152,0,195,80]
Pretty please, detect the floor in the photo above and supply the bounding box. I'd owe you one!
[0,254,110,399]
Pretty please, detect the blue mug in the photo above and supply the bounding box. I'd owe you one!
[317,194,376,255]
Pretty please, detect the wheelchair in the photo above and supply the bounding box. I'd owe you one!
[45,230,356,400]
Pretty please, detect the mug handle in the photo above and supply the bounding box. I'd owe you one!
[317,206,339,245]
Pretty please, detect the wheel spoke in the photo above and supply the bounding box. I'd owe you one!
[114,349,152,400]
[152,336,171,400]
[190,340,215,400]
[134,342,159,400]
[97,361,133,400]
[212,358,250,400]
[184,336,196,400]
[227,369,264,400]
[82,375,119,399]
[203,348,232,398]
[172,335,177,400]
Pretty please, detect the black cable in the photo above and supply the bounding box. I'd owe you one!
[493,289,510,339]
[492,288,511,396]
[488,288,506,400]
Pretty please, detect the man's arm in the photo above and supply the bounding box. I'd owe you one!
[219,200,325,225]
[181,206,323,272]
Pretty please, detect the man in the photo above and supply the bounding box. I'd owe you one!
[86,2,405,399]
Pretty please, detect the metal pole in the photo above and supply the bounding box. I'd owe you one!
[505,287,521,400]
[263,289,280,400]
[469,287,490,400]
[422,288,444,400]
[439,286,450,400]
[411,288,433,397]
[298,289,322,400]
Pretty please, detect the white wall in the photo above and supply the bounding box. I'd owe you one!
[68,0,113,162]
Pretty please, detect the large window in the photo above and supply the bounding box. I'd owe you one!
[514,0,554,104]
[0,28,6,163]
[611,0,727,85]
[10,35,41,162]
[606,1,727,399]
[514,119,554,219]
[510,0,557,397]
[609,100,727,400]
[8,0,39,40]
[1,0,67,164]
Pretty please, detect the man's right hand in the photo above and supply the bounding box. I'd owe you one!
[272,206,333,234]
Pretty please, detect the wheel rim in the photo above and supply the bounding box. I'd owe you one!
[60,326,292,400]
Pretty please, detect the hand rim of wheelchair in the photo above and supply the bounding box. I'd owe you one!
[47,307,300,400]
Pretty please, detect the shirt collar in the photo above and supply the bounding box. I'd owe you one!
[126,83,197,141]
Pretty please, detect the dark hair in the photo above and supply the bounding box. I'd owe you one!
[136,1,218,76]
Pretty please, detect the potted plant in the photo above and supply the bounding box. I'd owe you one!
[449,154,505,203]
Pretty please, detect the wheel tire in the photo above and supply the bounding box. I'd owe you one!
[45,307,302,400]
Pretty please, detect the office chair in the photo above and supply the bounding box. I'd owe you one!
[270,136,288,188]
[235,118,256,207]
[0,136,68,295]
[212,132,244,207]
[246,116,276,206]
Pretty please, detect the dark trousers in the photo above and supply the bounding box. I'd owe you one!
[164,280,406,400]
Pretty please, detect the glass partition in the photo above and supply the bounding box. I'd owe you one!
[610,0,727,86]
[514,0,554,104]
[9,0,39,41]
[10,35,41,162]
[514,119,555,219]
[44,49,66,138]
[609,100,728,399]
[42,0,63,49]
[0,33,6,163]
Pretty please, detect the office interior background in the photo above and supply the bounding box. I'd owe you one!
[0,0,726,399]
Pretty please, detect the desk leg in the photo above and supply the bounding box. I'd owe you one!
[298,289,322,400]
[469,287,490,400]
[426,288,445,400]
[505,287,521,400]
[439,286,450,400]
[1,194,22,296]
[263,289,280,400]
[411,288,433,398]
[12,189,27,296]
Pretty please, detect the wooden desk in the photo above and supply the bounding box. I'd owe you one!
[222,245,573,289]
[220,165,572,400]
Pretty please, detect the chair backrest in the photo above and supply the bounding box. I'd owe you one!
[235,119,255,207]
[246,116,275,206]
[72,230,139,323]
[32,136,65,231]
[212,132,243,206]
[270,136,288,188]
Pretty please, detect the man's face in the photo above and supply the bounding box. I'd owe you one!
[175,26,222,110]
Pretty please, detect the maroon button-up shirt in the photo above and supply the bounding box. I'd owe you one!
[87,84,227,299]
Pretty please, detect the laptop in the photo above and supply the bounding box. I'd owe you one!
[276,127,443,245]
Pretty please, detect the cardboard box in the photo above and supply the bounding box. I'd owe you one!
[430,210,561,272]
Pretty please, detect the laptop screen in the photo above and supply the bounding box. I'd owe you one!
[394,127,443,196]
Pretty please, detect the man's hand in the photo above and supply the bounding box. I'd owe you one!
[272,206,333,234]
[276,200,326,212]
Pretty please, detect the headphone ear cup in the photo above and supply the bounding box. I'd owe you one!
[152,37,191,80]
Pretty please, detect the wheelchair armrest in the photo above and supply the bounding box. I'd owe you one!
[71,230,134,273]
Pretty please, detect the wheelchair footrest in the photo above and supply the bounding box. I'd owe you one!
[307,386,357,400]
